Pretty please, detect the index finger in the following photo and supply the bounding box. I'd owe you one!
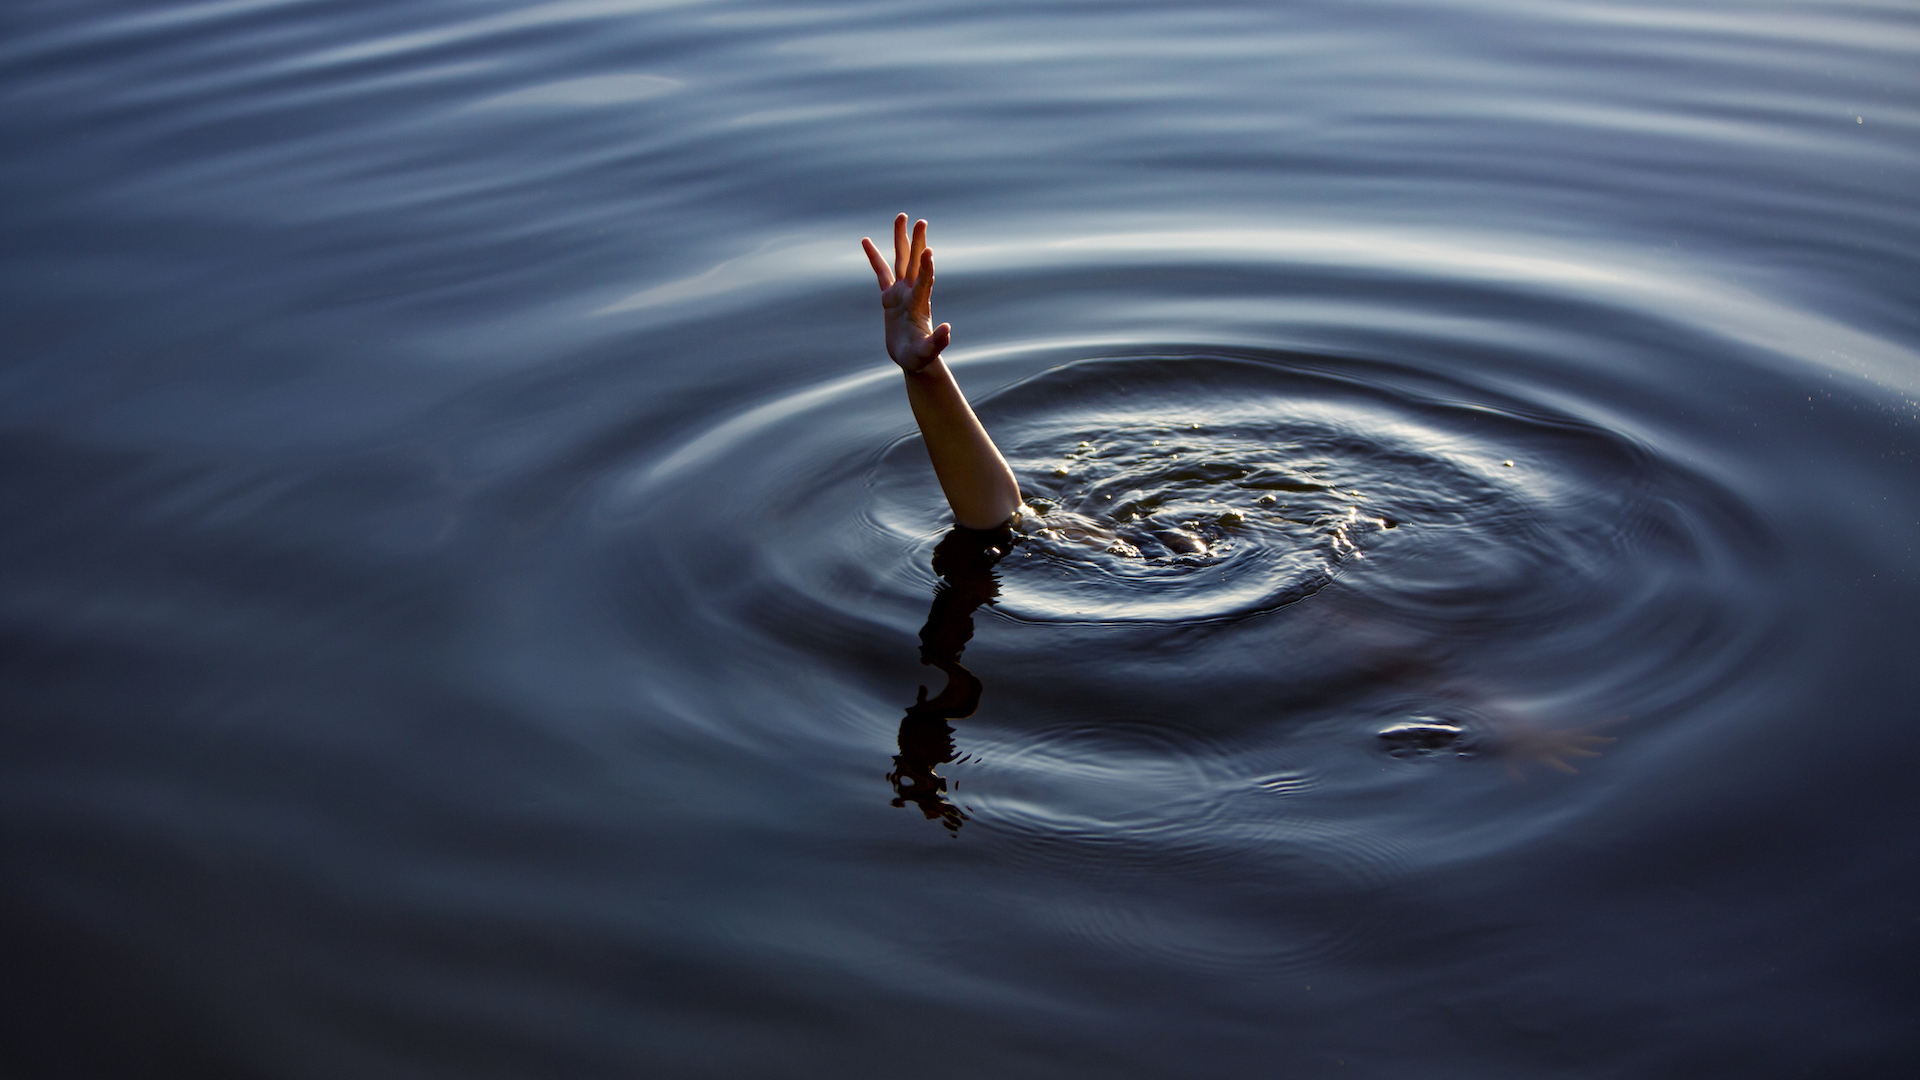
[861,238,895,288]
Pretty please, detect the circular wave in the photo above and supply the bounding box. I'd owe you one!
[606,281,1782,867]
[873,355,1680,626]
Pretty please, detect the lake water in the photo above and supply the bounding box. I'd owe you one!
[3,1,1917,1075]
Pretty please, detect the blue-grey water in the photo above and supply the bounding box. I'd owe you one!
[3,1,1917,1076]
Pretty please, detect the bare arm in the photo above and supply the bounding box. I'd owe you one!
[862,215,1022,530]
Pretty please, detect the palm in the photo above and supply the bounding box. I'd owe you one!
[880,275,936,364]
[862,214,952,372]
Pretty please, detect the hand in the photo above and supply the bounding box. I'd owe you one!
[861,214,951,373]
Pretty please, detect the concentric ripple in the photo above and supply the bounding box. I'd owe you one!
[874,355,1684,625]
[618,330,1775,794]
[591,215,1838,880]
[589,277,1810,979]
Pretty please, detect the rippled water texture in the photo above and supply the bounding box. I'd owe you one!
[3,1,1918,1077]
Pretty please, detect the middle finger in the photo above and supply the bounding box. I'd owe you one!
[907,220,928,284]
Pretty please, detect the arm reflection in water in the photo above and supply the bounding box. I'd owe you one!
[888,523,1014,833]
[862,213,1022,832]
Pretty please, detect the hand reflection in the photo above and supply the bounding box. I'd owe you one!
[1491,715,1619,779]
[888,524,1011,833]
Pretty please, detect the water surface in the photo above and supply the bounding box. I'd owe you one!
[3,1,1917,1076]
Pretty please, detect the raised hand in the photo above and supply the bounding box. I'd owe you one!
[860,214,1022,529]
[861,214,951,372]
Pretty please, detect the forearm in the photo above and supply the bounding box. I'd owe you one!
[903,359,1022,530]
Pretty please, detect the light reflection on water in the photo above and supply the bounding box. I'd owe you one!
[2,0,1917,1076]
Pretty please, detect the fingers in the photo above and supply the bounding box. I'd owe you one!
[888,214,930,284]
[908,248,935,313]
[907,219,928,283]
[861,238,895,288]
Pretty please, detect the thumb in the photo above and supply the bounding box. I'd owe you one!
[920,323,952,359]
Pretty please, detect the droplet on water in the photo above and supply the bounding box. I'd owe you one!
[1378,720,1466,757]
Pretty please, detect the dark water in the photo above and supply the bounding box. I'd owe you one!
[4,1,1918,1075]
